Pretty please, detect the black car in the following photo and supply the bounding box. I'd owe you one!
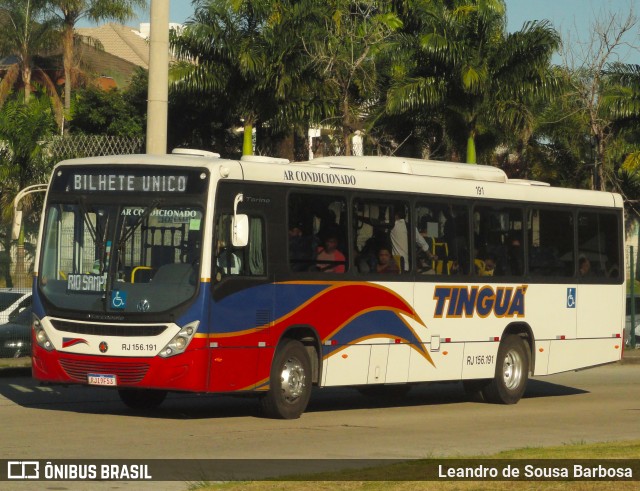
[0,307,32,358]
[0,289,31,324]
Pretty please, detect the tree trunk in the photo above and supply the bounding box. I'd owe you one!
[597,137,606,191]
[242,121,254,156]
[342,94,352,156]
[1,235,13,288]
[275,131,295,161]
[63,23,74,117]
[466,133,477,164]
[22,65,32,102]
[293,124,309,162]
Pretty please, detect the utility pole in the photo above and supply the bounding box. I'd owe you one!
[146,0,170,155]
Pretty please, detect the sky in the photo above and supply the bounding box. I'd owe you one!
[129,0,640,64]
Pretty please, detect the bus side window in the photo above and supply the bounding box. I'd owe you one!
[416,202,470,275]
[578,211,620,279]
[528,209,574,278]
[215,215,265,277]
[215,215,240,276]
[473,205,523,277]
[288,193,348,273]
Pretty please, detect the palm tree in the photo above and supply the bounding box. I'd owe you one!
[303,0,402,156]
[0,96,56,286]
[46,0,146,115]
[601,63,640,197]
[387,0,560,163]
[171,0,289,156]
[0,0,63,124]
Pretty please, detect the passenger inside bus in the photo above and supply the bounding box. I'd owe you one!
[390,208,434,271]
[578,256,591,277]
[375,246,400,274]
[482,254,497,276]
[315,232,346,273]
[289,222,314,271]
[288,193,348,273]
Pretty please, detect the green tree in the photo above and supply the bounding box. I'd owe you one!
[0,96,56,286]
[255,0,334,160]
[0,0,63,124]
[601,62,640,201]
[554,8,637,190]
[171,0,339,159]
[46,0,146,115]
[387,0,560,164]
[524,74,594,188]
[303,0,402,156]
[69,84,144,137]
[171,0,279,156]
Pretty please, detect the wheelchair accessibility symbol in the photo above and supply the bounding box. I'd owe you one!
[567,288,576,308]
[111,290,127,310]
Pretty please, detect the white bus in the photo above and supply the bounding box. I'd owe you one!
[32,151,625,418]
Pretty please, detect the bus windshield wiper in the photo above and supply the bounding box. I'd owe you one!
[78,198,111,275]
[117,199,162,249]
[78,198,99,247]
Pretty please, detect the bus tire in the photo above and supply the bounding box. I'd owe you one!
[118,388,167,410]
[260,339,312,419]
[481,335,529,404]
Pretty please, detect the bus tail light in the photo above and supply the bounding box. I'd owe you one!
[159,321,199,358]
[33,314,54,351]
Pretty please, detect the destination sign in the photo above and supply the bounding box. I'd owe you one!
[72,174,188,193]
[67,274,107,292]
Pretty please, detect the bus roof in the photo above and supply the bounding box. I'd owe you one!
[305,155,509,183]
[52,152,623,209]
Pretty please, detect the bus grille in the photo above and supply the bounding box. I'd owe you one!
[50,320,167,337]
[59,359,149,384]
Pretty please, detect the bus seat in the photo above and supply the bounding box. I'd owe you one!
[153,263,196,285]
[151,245,176,269]
[131,266,153,283]
[434,259,453,274]
[432,240,449,272]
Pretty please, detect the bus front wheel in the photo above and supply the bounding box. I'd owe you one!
[481,335,529,404]
[118,388,167,410]
[260,339,312,419]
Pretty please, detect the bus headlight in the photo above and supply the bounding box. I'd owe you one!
[33,315,54,351]
[159,321,199,358]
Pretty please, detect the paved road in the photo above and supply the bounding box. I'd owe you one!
[1,363,639,489]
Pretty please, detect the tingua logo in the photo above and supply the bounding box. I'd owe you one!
[433,285,528,318]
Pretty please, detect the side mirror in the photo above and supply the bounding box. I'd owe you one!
[231,193,249,247]
[232,214,249,247]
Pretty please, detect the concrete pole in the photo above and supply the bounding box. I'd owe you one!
[146,0,170,155]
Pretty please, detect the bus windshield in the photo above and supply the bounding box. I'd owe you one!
[38,201,203,315]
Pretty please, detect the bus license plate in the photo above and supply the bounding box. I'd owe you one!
[87,373,117,386]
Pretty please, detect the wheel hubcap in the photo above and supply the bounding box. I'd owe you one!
[503,350,523,390]
[280,356,306,402]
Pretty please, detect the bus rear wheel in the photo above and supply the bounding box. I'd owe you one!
[118,388,167,410]
[481,335,529,404]
[260,339,312,419]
